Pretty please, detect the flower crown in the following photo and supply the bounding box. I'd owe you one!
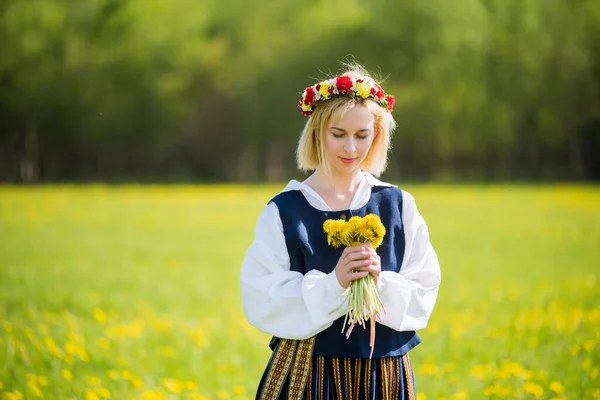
[298,75,395,116]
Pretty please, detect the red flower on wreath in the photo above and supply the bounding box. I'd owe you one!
[371,84,385,100]
[336,75,353,94]
[386,95,395,112]
[304,87,316,104]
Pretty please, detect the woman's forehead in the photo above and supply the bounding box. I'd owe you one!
[329,105,374,128]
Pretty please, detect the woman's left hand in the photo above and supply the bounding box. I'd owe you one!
[356,242,381,284]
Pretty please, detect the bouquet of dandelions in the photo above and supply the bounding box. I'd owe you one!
[323,214,386,358]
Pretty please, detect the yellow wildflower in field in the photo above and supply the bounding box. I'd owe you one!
[483,383,512,397]
[161,378,183,394]
[44,336,63,357]
[523,382,544,398]
[469,363,493,380]
[416,394,427,400]
[140,389,167,400]
[449,390,468,400]
[184,381,198,391]
[107,370,120,380]
[121,370,135,380]
[419,361,441,377]
[583,339,596,352]
[188,395,212,400]
[3,392,24,400]
[95,388,111,399]
[158,346,176,357]
[550,381,565,394]
[27,380,43,397]
[189,328,208,349]
[86,376,101,387]
[62,369,73,381]
[85,391,100,400]
[94,308,107,324]
[97,337,110,349]
[232,385,246,395]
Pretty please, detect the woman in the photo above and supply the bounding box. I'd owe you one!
[241,64,441,400]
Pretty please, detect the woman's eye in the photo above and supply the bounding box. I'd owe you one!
[332,133,345,138]
[357,135,368,140]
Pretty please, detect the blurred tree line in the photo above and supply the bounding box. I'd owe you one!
[1,0,599,182]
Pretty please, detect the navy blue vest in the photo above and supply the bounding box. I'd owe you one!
[269,185,421,358]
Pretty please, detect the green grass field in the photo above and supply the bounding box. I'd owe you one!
[0,184,599,400]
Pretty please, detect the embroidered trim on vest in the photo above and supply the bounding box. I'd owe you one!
[402,353,415,400]
[393,356,401,399]
[317,355,325,400]
[354,358,362,399]
[288,336,316,400]
[345,358,353,400]
[365,358,372,398]
[331,358,342,399]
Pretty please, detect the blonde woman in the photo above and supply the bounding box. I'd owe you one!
[241,65,441,400]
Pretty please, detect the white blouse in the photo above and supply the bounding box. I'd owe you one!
[240,173,441,340]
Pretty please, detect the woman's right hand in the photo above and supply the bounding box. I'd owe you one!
[334,245,375,289]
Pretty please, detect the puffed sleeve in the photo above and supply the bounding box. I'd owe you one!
[240,202,350,340]
[376,190,441,332]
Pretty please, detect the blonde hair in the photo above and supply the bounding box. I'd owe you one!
[296,65,397,177]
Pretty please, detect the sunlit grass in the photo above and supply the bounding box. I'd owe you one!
[0,184,599,399]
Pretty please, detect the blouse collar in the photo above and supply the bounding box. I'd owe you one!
[279,171,396,211]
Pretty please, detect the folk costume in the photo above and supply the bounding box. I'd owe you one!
[241,172,441,400]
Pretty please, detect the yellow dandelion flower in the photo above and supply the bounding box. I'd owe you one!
[65,341,79,355]
[416,394,427,400]
[27,380,43,397]
[232,385,246,395]
[85,391,100,400]
[549,381,565,394]
[86,375,101,387]
[93,308,107,324]
[522,382,544,398]
[184,381,198,390]
[216,390,229,400]
[161,378,183,394]
[159,346,176,357]
[583,339,596,352]
[120,370,134,380]
[97,338,110,349]
[189,395,212,400]
[132,378,144,389]
[37,376,48,386]
[62,369,73,381]
[95,388,111,399]
[449,390,468,400]
[107,370,120,380]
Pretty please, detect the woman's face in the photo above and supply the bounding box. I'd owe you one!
[323,104,375,176]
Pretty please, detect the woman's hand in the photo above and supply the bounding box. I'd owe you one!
[334,243,381,288]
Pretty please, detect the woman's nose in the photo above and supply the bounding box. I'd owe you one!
[343,138,356,153]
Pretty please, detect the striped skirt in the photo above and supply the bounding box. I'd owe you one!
[255,338,416,400]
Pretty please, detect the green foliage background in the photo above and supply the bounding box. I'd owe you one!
[1,0,599,182]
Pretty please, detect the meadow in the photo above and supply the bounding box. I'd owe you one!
[0,184,598,400]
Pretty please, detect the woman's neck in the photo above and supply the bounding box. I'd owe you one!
[309,167,364,195]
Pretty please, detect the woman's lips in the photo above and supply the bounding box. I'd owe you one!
[340,157,356,164]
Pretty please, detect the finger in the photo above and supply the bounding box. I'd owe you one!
[348,270,369,281]
[345,259,374,271]
[343,251,371,262]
